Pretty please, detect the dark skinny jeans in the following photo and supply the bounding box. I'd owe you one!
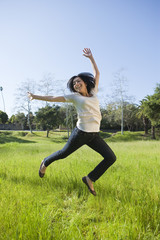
[44,127,116,182]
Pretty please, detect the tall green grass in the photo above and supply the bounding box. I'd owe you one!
[0,131,160,239]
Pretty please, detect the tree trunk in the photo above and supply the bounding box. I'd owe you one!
[66,104,70,138]
[27,101,32,133]
[27,112,32,133]
[121,101,124,135]
[151,125,156,139]
[143,116,149,135]
[46,129,49,138]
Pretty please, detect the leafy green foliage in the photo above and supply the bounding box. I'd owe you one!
[9,112,26,128]
[35,105,63,136]
[140,85,160,127]
[0,110,8,124]
[101,102,143,131]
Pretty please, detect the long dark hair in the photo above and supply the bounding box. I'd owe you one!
[67,72,95,94]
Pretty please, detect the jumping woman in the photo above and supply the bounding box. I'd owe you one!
[28,48,116,196]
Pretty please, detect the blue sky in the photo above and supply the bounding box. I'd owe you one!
[0,0,159,116]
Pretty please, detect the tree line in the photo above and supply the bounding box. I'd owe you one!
[0,104,77,137]
[1,82,160,139]
[0,73,160,139]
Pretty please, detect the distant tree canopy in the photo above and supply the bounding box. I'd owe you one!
[35,105,63,137]
[4,82,160,139]
[100,102,143,131]
[14,74,65,133]
[139,84,160,139]
[9,112,26,130]
[0,111,8,124]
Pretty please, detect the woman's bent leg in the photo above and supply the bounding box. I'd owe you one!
[44,128,85,167]
[87,134,116,182]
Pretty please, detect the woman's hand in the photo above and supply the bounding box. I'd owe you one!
[83,48,92,58]
[28,92,34,101]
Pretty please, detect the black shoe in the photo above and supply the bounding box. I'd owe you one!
[39,160,46,178]
[82,176,96,196]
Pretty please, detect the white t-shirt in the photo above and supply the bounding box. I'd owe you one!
[64,87,102,132]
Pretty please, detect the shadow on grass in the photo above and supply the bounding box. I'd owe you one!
[0,135,36,144]
[28,132,68,144]
[102,131,153,142]
[99,132,112,139]
[50,137,68,144]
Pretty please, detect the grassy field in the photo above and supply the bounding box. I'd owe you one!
[0,130,160,240]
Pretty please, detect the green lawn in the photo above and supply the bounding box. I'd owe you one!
[0,131,160,240]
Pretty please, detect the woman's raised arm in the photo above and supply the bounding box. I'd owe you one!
[83,48,100,88]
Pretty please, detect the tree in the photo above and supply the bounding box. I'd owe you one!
[15,79,36,133]
[137,100,150,135]
[111,69,134,134]
[101,103,120,130]
[25,112,35,130]
[35,105,62,137]
[101,102,143,131]
[37,73,55,107]
[65,104,77,137]
[37,73,65,107]
[140,85,160,139]
[9,112,26,130]
[0,111,8,124]
[123,103,141,131]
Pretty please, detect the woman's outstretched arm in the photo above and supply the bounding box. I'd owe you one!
[83,48,100,88]
[28,92,66,102]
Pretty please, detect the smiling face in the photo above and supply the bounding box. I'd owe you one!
[73,77,88,95]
